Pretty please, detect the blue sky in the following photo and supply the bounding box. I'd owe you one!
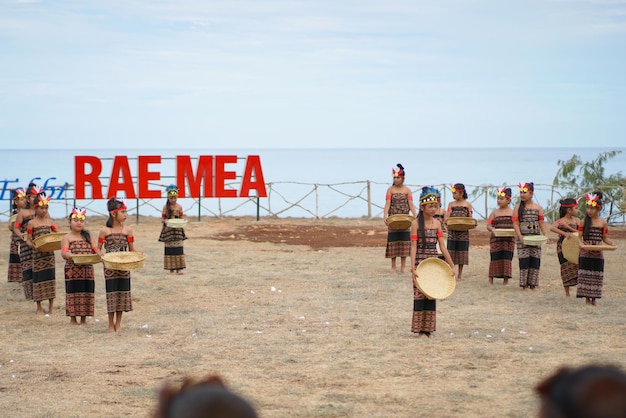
[1,0,625,149]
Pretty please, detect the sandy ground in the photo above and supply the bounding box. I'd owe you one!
[0,216,625,418]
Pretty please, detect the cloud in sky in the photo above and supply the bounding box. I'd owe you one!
[1,0,625,149]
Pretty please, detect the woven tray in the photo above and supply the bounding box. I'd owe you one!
[446,217,477,231]
[523,235,548,246]
[71,254,102,265]
[387,214,415,231]
[493,228,516,237]
[8,214,17,231]
[166,218,188,228]
[562,233,579,264]
[580,244,617,252]
[414,257,456,300]
[33,232,65,252]
[102,251,146,271]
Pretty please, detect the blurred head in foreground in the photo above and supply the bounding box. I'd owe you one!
[153,375,258,418]
[535,365,626,418]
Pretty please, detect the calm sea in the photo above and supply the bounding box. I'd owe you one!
[1,148,624,220]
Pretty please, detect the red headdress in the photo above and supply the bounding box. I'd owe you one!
[584,193,601,208]
[497,187,512,199]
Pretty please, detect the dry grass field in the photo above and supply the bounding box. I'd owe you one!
[1,216,625,418]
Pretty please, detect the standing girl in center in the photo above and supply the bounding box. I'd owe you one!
[444,183,473,281]
[98,198,136,333]
[409,186,455,338]
[512,182,548,289]
[61,208,98,325]
[158,184,187,274]
[549,198,580,297]
[486,187,515,285]
[383,164,417,274]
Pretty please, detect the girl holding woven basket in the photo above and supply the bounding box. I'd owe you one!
[410,186,455,338]
[61,208,99,325]
[486,187,515,285]
[12,183,40,300]
[549,197,580,297]
[25,190,59,315]
[98,198,136,333]
[512,182,549,290]
[383,164,417,274]
[158,184,187,275]
[443,183,474,281]
[576,192,616,306]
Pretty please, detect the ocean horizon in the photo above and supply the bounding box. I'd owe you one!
[2,147,625,221]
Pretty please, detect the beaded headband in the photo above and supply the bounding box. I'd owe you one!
[71,208,87,220]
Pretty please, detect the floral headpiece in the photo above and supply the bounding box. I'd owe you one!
[584,193,601,208]
[497,187,512,199]
[166,184,179,197]
[13,187,26,200]
[518,182,533,193]
[450,183,466,193]
[36,194,51,207]
[71,208,87,220]
[420,186,441,206]
[109,200,127,213]
[392,164,405,178]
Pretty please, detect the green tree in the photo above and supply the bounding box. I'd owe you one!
[553,150,625,223]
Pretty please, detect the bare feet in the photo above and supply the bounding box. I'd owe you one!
[176,270,184,275]
[108,325,116,333]
[70,317,79,325]
[503,278,509,285]
[488,277,494,285]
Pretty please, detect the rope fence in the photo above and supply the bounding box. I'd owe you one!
[2,181,626,225]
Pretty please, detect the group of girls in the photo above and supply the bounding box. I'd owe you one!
[384,165,617,337]
[7,186,137,334]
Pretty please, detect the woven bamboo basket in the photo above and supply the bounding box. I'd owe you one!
[71,254,102,265]
[446,217,477,231]
[414,257,456,300]
[620,201,626,212]
[102,251,146,271]
[562,233,579,264]
[8,214,17,232]
[387,214,415,231]
[523,235,548,246]
[166,218,188,228]
[33,232,65,252]
[493,228,516,237]
[580,244,617,252]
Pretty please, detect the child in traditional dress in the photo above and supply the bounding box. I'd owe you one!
[549,197,580,297]
[512,182,549,290]
[383,164,417,274]
[159,184,187,275]
[98,198,136,333]
[410,186,455,338]
[7,187,27,284]
[486,187,515,285]
[444,183,473,281]
[61,208,98,325]
[13,183,39,300]
[576,192,616,306]
[26,190,58,315]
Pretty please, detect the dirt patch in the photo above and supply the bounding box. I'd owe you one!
[212,221,626,249]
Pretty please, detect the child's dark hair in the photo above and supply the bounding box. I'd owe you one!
[558,197,577,219]
[583,191,603,240]
[518,182,534,219]
[106,198,125,228]
[454,183,468,199]
[25,182,37,209]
